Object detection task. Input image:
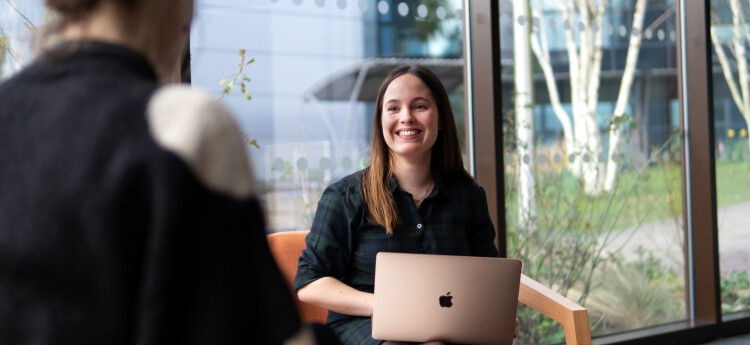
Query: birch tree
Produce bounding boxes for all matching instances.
[514,0,537,230]
[710,0,750,153]
[529,0,648,194]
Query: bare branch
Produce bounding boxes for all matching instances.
[645,4,676,32]
[6,0,36,29]
[531,33,575,153]
[586,0,608,116]
[0,27,25,67]
[711,27,744,114]
[559,0,582,111]
[534,0,550,62]
[730,0,750,117]
[603,0,647,192]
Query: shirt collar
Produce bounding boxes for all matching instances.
[388,173,447,198]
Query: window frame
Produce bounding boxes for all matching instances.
[465,0,750,343]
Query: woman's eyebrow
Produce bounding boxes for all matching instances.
[384,96,432,105]
[411,96,432,103]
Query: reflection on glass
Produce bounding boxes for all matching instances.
[500,0,686,342]
[190,0,465,232]
[709,0,750,316]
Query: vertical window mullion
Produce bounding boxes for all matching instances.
[466,0,505,257]
[677,0,721,324]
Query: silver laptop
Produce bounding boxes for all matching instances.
[372,252,522,345]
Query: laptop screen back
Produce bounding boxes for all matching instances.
[372,252,522,345]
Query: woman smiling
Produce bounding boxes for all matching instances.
[294,65,515,345]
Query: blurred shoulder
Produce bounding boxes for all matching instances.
[146,85,256,199]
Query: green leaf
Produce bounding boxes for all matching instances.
[223,86,231,94]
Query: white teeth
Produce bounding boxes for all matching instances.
[399,130,418,136]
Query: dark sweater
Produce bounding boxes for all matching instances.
[0,41,300,345]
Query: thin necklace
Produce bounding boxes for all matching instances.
[413,181,434,205]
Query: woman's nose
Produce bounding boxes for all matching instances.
[399,109,415,123]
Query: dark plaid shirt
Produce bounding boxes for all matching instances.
[294,170,498,345]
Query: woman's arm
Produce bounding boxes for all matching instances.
[297,277,374,317]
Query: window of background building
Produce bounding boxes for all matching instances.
[190,0,466,232]
[709,0,750,318]
[498,0,688,343]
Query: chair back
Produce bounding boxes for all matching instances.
[267,230,328,324]
[268,230,592,345]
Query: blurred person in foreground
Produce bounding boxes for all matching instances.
[0,0,335,344]
[293,65,520,345]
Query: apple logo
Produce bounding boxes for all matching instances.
[439,292,453,308]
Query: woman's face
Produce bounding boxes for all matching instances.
[381,73,440,163]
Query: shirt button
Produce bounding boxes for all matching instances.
[417,223,423,229]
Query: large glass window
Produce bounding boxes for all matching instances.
[709,0,750,318]
[2,0,750,342]
[190,0,466,232]
[499,0,687,342]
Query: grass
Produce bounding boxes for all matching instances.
[716,159,750,207]
[505,158,750,233]
[506,156,750,344]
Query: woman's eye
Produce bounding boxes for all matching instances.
[414,104,426,110]
[387,106,398,112]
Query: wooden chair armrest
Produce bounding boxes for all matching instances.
[519,274,592,345]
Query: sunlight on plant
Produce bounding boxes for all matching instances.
[586,247,685,334]
[216,48,259,149]
[506,116,685,343]
[721,270,750,313]
[219,49,254,101]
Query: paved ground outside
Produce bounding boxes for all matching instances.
[604,200,750,278]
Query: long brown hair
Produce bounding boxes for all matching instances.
[362,65,472,234]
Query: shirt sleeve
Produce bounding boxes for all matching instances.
[468,185,499,258]
[294,182,356,292]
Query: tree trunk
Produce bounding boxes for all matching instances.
[731,0,750,156]
[530,7,574,154]
[603,0,647,192]
[531,0,649,195]
[709,0,750,157]
[514,0,537,230]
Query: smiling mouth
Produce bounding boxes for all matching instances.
[397,129,421,137]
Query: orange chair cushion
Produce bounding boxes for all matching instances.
[267,230,328,324]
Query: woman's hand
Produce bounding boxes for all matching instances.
[297,276,375,317]
[514,317,520,337]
